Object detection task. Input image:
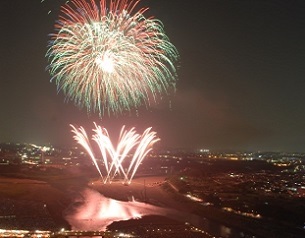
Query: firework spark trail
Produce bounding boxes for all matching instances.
[71,123,160,183]
[47,0,179,116]
[92,124,111,174]
[109,126,141,182]
[125,127,159,182]
[71,125,104,179]
[92,125,139,182]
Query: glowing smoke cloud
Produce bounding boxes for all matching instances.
[46,0,179,116]
[71,123,160,184]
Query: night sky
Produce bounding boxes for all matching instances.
[1,0,305,152]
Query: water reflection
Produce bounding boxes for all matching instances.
[64,188,253,237]
[64,188,174,231]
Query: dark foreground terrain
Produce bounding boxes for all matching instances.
[0,160,305,238]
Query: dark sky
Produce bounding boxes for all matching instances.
[1,0,305,152]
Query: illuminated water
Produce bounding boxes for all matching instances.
[64,188,255,237]
[64,188,180,231]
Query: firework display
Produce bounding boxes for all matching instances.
[71,123,160,183]
[47,0,179,115]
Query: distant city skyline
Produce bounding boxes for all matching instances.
[1,0,305,152]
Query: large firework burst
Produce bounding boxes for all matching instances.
[47,0,179,116]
